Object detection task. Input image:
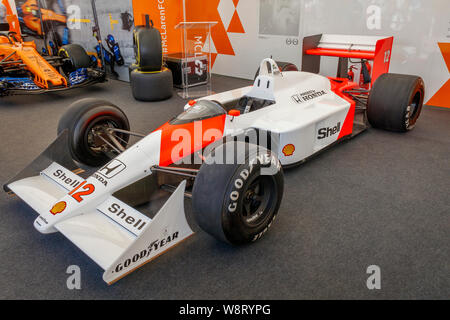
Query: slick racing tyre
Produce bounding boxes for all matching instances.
[58,98,130,167]
[254,61,298,79]
[59,44,92,74]
[128,63,139,78]
[367,73,425,132]
[133,27,162,71]
[192,141,284,245]
[130,68,173,101]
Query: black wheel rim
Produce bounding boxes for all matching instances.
[406,91,422,129]
[241,175,277,228]
[85,116,127,157]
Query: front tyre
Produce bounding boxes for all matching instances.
[367,73,425,132]
[59,44,92,74]
[192,142,284,245]
[58,98,130,167]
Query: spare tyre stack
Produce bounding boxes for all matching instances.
[130,19,173,101]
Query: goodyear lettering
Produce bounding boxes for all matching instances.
[228,154,280,214]
[252,215,276,242]
[113,231,179,273]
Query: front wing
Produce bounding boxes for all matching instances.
[4,132,194,284]
[0,68,106,96]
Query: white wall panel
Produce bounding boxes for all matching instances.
[211,0,449,103]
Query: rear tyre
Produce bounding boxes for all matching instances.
[58,98,130,167]
[254,61,298,79]
[192,141,284,245]
[130,68,173,101]
[367,73,425,132]
[59,44,92,74]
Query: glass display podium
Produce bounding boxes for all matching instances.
[169,21,217,98]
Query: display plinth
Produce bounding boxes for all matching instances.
[173,21,217,99]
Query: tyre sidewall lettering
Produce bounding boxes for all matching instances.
[405,104,411,130]
[405,84,423,131]
[227,152,278,215]
[224,150,281,243]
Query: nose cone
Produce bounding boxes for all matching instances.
[34,216,58,234]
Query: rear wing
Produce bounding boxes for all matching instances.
[302,34,393,85]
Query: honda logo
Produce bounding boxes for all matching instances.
[98,160,126,179]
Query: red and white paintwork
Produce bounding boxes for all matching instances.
[201,59,358,166]
[7,58,363,284]
[304,34,393,86]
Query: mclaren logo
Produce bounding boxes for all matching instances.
[98,160,126,179]
[318,122,341,139]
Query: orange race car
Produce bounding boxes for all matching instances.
[0,0,105,96]
[19,0,67,36]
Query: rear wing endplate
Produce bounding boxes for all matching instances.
[302,34,393,85]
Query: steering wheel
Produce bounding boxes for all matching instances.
[8,31,19,43]
[237,96,254,114]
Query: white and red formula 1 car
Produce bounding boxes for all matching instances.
[4,35,425,284]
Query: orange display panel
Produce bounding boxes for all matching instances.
[426,43,450,108]
[131,0,183,55]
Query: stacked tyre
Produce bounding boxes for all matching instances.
[131,25,173,101]
[130,68,173,101]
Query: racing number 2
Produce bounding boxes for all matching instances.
[384,50,391,63]
[69,181,95,203]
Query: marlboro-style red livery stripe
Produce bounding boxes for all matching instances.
[156,114,227,166]
[329,77,358,139]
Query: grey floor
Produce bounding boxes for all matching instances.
[0,76,448,299]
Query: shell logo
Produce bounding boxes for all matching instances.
[282,144,295,157]
[50,201,67,215]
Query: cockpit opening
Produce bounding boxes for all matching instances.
[170,100,226,125]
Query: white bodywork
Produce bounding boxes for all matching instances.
[8,130,194,284]
[201,58,352,165]
[6,58,354,283]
